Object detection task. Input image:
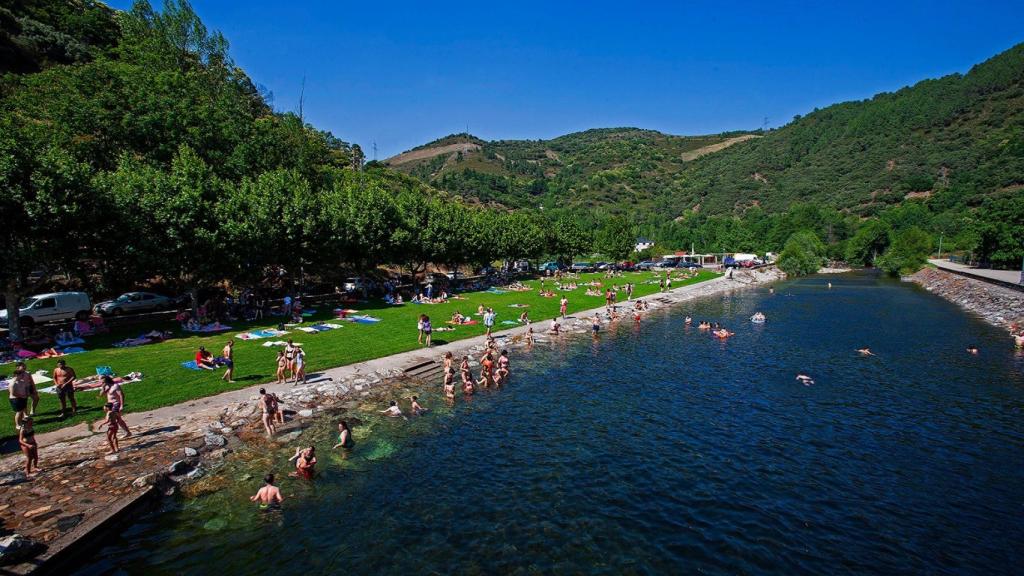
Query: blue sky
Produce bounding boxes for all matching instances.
[107,1,1024,158]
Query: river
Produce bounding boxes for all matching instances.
[75,272,1024,575]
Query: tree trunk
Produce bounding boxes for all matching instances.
[190,287,200,320]
[5,284,22,343]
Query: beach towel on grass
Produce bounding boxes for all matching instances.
[261,340,301,347]
[486,288,507,294]
[508,304,530,308]
[183,324,232,333]
[501,320,518,325]
[181,360,202,371]
[351,316,381,324]
[42,372,142,394]
[446,320,478,326]
[56,336,85,347]
[296,326,320,334]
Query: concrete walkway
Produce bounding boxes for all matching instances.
[929,259,1023,286]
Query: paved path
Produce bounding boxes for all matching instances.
[929,259,1023,286]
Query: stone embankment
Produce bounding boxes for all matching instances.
[0,267,784,573]
[908,267,1024,329]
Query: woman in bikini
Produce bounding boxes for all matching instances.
[495,350,511,386]
[275,351,287,384]
[479,352,495,387]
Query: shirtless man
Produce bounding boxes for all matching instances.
[250,474,284,507]
[857,347,875,356]
[259,388,277,437]
[410,396,427,416]
[592,314,601,336]
[796,373,815,386]
[53,360,78,417]
[8,362,33,430]
[221,340,235,383]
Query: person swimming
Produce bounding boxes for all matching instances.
[966,345,979,355]
[380,400,405,419]
[684,316,692,325]
[250,473,284,508]
[796,373,815,386]
[857,347,875,356]
[750,312,766,323]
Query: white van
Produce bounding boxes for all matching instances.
[0,292,92,327]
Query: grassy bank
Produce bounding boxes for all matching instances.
[2,270,718,439]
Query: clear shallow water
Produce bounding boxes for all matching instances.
[76,273,1024,575]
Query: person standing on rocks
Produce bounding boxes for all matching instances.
[259,388,277,437]
[559,296,568,319]
[8,362,33,430]
[99,375,131,437]
[53,359,78,418]
[98,402,120,454]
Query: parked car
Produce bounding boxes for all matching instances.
[678,261,703,269]
[342,277,368,293]
[723,256,738,269]
[94,292,176,316]
[636,261,657,270]
[0,292,92,327]
[618,261,636,271]
[540,262,565,274]
[512,260,532,273]
[571,262,594,273]
[594,262,610,271]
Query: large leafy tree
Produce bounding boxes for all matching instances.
[876,226,933,275]
[777,230,827,276]
[594,216,636,261]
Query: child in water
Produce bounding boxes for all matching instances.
[410,396,427,416]
[251,474,284,507]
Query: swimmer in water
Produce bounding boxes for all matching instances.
[289,446,316,478]
[525,326,535,345]
[592,314,601,335]
[332,420,354,450]
[250,473,284,507]
[380,400,406,419]
[827,282,832,289]
[966,345,979,355]
[684,316,692,326]
[796,374,815,386]
[410,395,427,416]
[857,347,875,356]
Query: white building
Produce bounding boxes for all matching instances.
[635,237,654,252]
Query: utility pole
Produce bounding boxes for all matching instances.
[372,141,377,162]
[937,233,944,259]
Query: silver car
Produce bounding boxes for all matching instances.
[95,292,175,316]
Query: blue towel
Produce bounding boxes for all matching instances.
[60,347,86,354]
[181,360,201,371]
[486,288,508,294]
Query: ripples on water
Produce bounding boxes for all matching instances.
[76,273,1024,575]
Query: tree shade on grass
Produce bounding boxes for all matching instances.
[2,270,718,440]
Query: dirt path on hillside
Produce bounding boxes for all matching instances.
[385,142,481,165]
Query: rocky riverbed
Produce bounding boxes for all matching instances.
[908,267,1024,330]
[0,268,783,572]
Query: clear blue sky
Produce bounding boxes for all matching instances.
[107,0,1024,158]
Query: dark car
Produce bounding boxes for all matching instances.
[636,261,657,270]
[723,256,739,269]
[678,261,703,269]
[570,262,594,273]
[618,261,636,271]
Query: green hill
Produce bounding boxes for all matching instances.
[386,128,756,213]
[395,43,1024,222]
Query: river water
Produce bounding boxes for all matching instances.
[76,272,1024,575]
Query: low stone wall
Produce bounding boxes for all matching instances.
[908,267,1024,330]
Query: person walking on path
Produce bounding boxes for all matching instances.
[53,359,78,417]
[221,340,236,383]
[99,375,131,437]
[483,308,495,336]
[8,362,33,430]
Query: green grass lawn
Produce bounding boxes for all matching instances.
[2,270,718,440]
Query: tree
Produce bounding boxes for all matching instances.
[495,211,545,267]
[845,219,892,266]
[594,216,636,261]
[974,196,1024,268]
[777,230,827,276]
[876,226,932,275]
[550,215,592,263]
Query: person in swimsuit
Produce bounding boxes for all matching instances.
[284,339,298,380]
[259,388,277,437]
[525,326,535,346]
[332,420,355,450]
[417,314,425,344]
[289,446,317,479]
[275,351,287,384]
[479,353,495,387]
[99,375,131,437]
[410,396,427,416]
[98,402,120,454]
[9,362,32,430]
[966,345,979,355]
[422,316,432,347]
[251,474,284,507]
[684,316,692,326]
[443,351,453,374]
[857,347,875,356]
[559,297,568,319]
[796,373,815,386]
[550,319,561,334]
[444,372,456,399]
[495,350,510,385]
[221,340,236,383]
[18,416,40,477]
[592,314,601,335]
[293,347,306,384]
[380,400,405,419]
[53,359,78,418]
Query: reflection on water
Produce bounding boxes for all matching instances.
[76,273,1024,575]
